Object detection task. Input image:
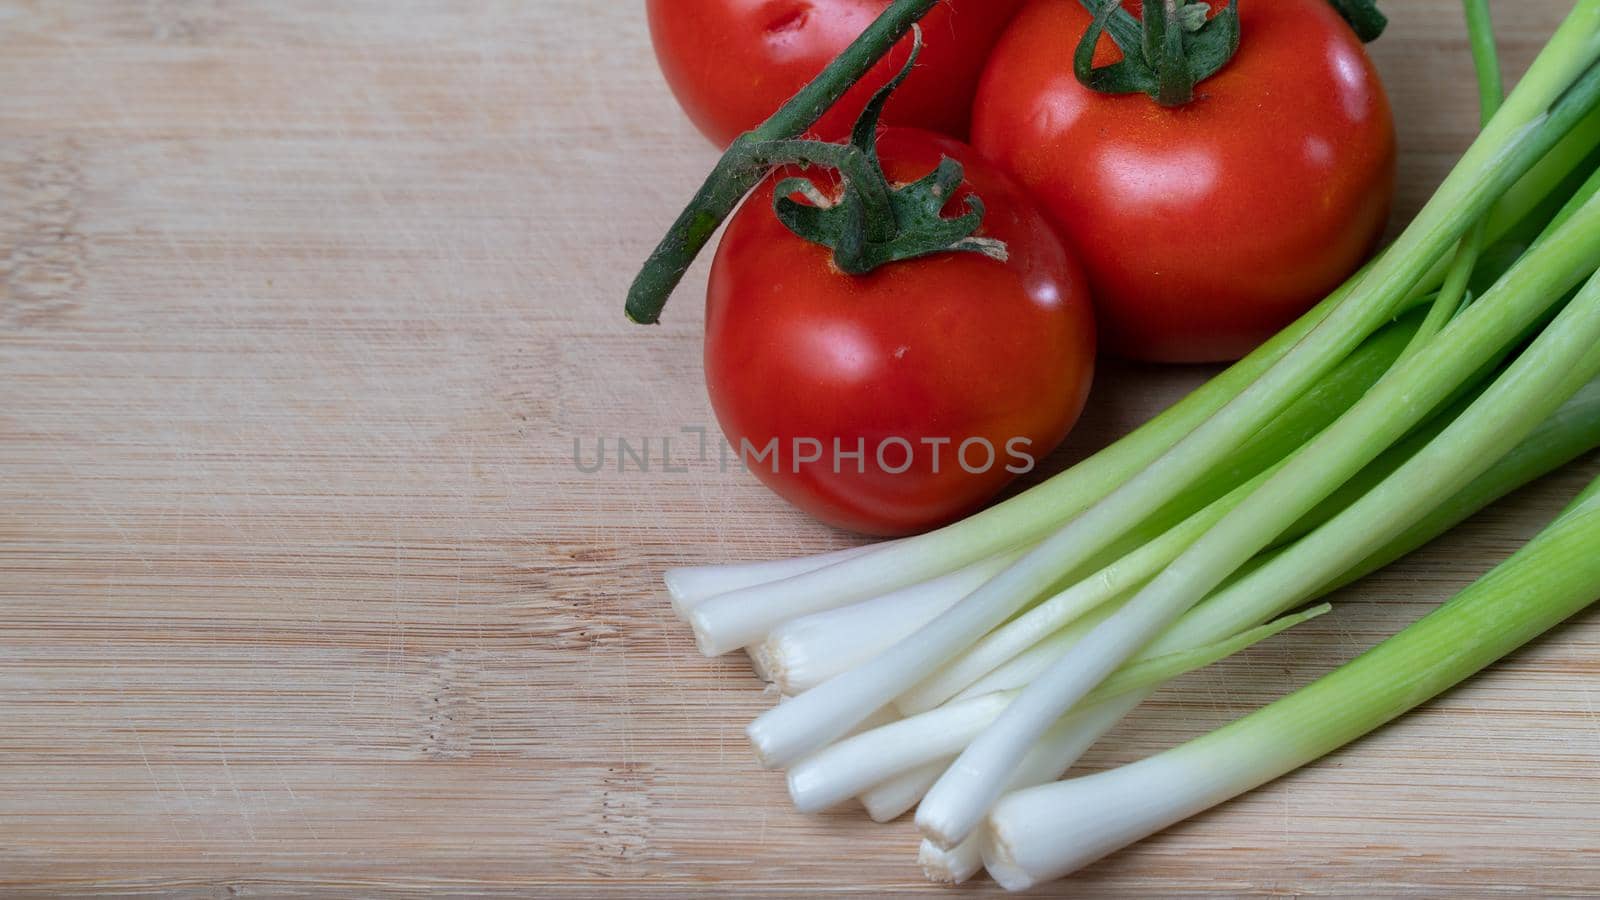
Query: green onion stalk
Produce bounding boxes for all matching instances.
[786,372,1600,883]
[923,375,1600,883]
[1397,0,1504,359]
[983,460,1600,889]
[784,603,1329,814]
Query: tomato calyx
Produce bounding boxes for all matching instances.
[1326,0,1388,43]
[626,0,946,325]
[758,30,1007,274]
[1073,0,1241,107]
[1071,0,1385,108]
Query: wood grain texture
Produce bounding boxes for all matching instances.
[2,0,1597,895]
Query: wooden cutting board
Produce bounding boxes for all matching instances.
[3,1,1597,895]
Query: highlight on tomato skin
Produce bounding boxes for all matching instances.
[972,0,1398,363]
[703,128,1097,536]
[646,0,1026,147]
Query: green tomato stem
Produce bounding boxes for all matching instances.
[624,0,941,324]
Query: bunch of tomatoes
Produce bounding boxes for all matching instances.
[646,0,1396,535]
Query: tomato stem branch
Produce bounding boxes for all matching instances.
[624,0,943,324]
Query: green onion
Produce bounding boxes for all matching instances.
[664,541,885,618]
[920,690,1146,884]
[1397,0,1505,359]
[787,605,1326,814]
[917,246,1600,849]
[757,550,1022,694]
[983,468,1600,889]
[893,464,1277,714]
[893,372,1600,880]
[859,759,949,823]
[1155,376,1600,654]
[931,373,1600,872]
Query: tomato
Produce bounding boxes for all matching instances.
[704,128,1096,536]
[971,0,1396,362]
[647,0,1026,147]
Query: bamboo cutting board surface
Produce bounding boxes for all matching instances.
[3,1,1598,895]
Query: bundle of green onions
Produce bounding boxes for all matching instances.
[667,0,1600,887]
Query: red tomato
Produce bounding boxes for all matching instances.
[705,128,1096,535]
[648,0,1027,147]
[972,0,1396,362]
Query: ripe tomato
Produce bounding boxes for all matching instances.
[704,128,1096,536]
[647,0,1026,147]
[972,0,1396,362]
